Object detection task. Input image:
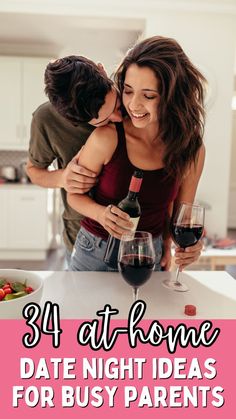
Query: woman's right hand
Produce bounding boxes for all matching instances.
[97,204,134,239]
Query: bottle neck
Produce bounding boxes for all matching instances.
[129,174,143,194]
[127,191,139,200]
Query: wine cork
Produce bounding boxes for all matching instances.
[184,304,196,316]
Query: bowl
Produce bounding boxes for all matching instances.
[0,269,44,319]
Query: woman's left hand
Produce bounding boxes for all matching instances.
[175,240,203,271]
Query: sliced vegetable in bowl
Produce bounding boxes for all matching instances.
[0,277,34,301]
[0,269,43,319]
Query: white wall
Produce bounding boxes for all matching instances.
[145,11,236,237]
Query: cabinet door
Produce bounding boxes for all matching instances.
[22,58,49,146]
[0,190,8,249]
[0,57,22,149]
[0,56,50,150]
[7,189,49,249]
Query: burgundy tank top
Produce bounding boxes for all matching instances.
[81,122,179,240]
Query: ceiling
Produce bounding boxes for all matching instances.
[0,5,235,74]
[0,12,144,73]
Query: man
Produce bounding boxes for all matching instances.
[26,55,122,261]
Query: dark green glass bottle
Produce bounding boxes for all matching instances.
[103,170,143,269]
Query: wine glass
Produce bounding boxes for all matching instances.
[163,203,205,292]
[118,231,155,302]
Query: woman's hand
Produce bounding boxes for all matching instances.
[174,240,203,271]
[97,204,134,239]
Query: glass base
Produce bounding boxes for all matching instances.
[162,279,189,292]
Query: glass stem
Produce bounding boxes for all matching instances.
[174,247,185,285]
[174,265,181,285]
[133,287,139,302]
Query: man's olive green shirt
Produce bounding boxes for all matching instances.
[28,101,94,251]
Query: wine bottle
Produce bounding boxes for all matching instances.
[103,170,143,269]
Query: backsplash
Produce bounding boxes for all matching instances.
[0,150,28,167]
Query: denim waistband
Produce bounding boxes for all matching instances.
[79,226,162,245]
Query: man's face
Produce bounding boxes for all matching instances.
[89,87,122,127]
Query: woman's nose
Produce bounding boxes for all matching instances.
[129,95,142,110]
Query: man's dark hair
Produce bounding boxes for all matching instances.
[44,56,113,125]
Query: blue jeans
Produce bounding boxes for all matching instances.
[69,226,163,272]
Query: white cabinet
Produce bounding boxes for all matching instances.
[0,58,21,148]
[0,185,54,260]
[0,56,49,150]
[22,58,50,145]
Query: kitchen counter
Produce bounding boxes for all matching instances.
[38,270,236,319]
[0,182,39,189]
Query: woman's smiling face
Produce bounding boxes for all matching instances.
[122,64,160,128]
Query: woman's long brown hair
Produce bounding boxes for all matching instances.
[114,36,206,180]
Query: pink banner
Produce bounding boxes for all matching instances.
[1,314,235,418]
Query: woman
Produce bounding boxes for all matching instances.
[67,36,206,271]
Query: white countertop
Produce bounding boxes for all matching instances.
[201,247,236,256]
[38,271,236,319]
[0,183,39,189]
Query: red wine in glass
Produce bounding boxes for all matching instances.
[163,203,205,292]
[171,224,204,248]
[119,255,155,288]
[118,231,155,302]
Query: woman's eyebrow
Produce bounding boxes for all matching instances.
[124,83,158,93]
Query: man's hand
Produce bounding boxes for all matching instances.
[61,153,97,194]
[174,240,203,271]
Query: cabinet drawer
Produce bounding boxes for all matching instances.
[0,189,50,250]
[8,190,48,249]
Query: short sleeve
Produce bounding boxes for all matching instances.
[28,109,57,169]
